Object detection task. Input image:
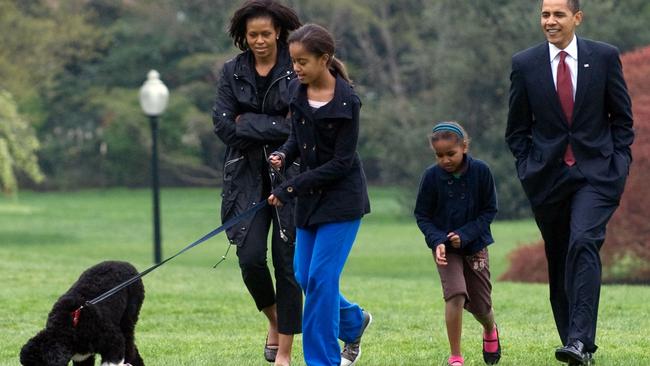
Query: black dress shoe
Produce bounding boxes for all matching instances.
[569,352,593,366]
[555,340,587,364]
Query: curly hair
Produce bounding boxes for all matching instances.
[229,0,301,51]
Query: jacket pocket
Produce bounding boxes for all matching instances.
[221,156,244,220]
[530,147,542,162]
[515,158,528,180]
[600,144,613,158]
[224,156,244,170]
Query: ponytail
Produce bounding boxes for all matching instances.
[330,56,351,83]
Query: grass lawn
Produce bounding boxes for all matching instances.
[1,187,649,365]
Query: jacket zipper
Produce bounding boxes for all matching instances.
[261,69,293,113]
[224,156,243,168]
[261,69,293,243]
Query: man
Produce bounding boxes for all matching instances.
[505,0,634,364]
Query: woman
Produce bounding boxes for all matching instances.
[268,24,372,366]
[211,1,301,365]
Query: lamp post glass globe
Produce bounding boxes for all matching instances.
[139,70,169,116]
[139,70,168,264]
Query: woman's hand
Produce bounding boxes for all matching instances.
[268,153,283,169]
[268,194,283,207]
[434,244,447,266]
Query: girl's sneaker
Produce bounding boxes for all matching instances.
[340,310,372,366]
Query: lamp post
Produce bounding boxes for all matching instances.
[139,70,169,264]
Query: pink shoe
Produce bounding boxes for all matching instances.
[447,355,464,366]
[483,325,501,364]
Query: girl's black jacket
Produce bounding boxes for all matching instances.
[272,74,371,228]
[414,155,497,255]
[212,45,298,245]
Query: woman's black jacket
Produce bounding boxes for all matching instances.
[212,45,298,245]
[272,75,371,228]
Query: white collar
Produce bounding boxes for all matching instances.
[549,35,578,61]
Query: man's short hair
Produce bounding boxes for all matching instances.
[541,0,580,14]
[567,0,580,13]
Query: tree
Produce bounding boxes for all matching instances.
[600,45,650,283]
[4,0,650,217]
[0,91,43,194]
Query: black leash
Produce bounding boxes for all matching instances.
[82,200,268,308]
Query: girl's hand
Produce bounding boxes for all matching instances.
[268,194,283,207]
[268,154,283,169]
[447,232,461,248]
[434,244,447,266]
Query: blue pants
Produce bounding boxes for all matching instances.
[295,220,364,366]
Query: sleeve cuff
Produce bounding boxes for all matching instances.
[272,182,295,203]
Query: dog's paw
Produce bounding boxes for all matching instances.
[100,361,129,366]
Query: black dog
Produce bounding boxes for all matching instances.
[20,261,145,366]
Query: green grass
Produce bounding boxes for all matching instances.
[1,187,649,365]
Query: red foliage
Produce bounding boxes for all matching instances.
[499,243,548,283]
[502,45,650,283]
[602,46,650,283]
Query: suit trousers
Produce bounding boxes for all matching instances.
[295,220,365,366]
[236,204,302,334]
[532,165,619,352]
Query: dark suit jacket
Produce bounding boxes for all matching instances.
[506,37,634,207]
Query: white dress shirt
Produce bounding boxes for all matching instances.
[549,35,578,99]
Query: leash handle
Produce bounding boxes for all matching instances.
[267,150,288,183]
[86,200,268,306]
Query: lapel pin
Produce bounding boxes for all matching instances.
[584,64,590,68]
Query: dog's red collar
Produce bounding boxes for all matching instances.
[71,306,83,327]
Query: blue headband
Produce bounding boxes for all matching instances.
[432,122,464,139]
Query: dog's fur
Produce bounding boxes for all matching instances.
[20,261,145,366]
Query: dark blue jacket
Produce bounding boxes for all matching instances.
[414,155,497,255]
[272,74,371,228]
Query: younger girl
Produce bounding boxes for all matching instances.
[414,122,501,366]
[267,24,372,366]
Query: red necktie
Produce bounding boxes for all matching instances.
[557,51,576,166]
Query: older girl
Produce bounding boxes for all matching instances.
[268,24,372,366]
